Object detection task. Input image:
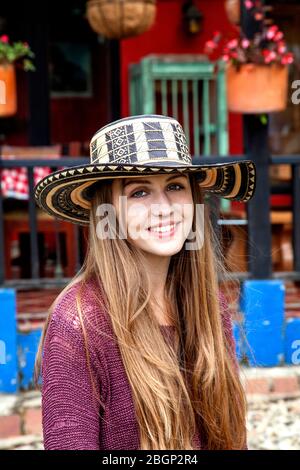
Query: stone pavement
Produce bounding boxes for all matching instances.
[0,366,300,450]
[0,390,43,450]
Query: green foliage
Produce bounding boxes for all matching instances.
[0,35,35,71]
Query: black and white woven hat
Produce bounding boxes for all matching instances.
[34,114,256,226]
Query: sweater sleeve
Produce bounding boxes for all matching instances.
[41,289,107,450]
[219,291,249,451]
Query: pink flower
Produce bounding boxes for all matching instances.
[281,53,294,65]
[0,35,9,43]
[277,42,286,54]
[205,40,217,52]
[244,0,253,9]
[267,25,278,37]
[264,50,277,64]
[269,25,278,32]
[222,54,230,62]
[241,39,250,49]
[268,51,277,60]
[266,26,278,39]
[254,12,264,21]
[274,31,284,42]
[227,39,238,49]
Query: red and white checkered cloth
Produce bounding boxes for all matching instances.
[1,166,62,199]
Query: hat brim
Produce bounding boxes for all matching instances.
[34,160,256,226]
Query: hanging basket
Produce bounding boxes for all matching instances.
[86,0,157,39]
[0,63,17,117]
[224,0,240,25]
[226,63,289,113]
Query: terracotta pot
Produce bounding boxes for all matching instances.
[226,63,288,113]
[86,0,157,39]
[0,63,17,117]
[225,0,240,25]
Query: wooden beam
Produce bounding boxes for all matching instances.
[25,1,51,145]
[241,0,273,278]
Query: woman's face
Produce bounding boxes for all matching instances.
[111,173,194,257]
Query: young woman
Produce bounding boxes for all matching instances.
[34,115,256,450]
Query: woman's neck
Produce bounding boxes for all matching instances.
[142,251,173,326]
[153,298,174,327]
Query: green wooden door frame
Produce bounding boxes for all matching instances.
[129,55,228,155]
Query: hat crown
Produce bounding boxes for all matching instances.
[89,114,192,167]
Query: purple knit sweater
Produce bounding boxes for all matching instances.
[41,276,247,450]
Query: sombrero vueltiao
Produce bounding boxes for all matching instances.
[34,114,256,226]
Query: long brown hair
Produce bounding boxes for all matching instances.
[34,173,247,450]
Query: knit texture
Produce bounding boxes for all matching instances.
[41,276,247,450]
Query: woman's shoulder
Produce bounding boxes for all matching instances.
[41,277,110,412]
[46,275,110,348]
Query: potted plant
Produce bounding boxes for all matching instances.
[0,35,35,117]
[205,0,294,113]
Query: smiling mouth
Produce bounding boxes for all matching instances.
[147,222,181,237]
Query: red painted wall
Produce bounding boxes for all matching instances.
[120,0,243,155]
[50,43,108,146]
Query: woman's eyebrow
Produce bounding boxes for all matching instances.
[123,174,188,188]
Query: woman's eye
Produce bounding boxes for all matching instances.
[130,184,183,198]
[168,183,184,191]
[131,189,147,198]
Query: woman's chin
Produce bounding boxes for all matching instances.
[137,239,185,257]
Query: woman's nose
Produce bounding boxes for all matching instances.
[151,191,173,217]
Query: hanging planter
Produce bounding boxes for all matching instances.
[86,0,157,39]
[226,63,288,113]
[0,63,17,117]
[224,0,240,25]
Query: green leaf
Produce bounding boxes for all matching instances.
[23,59,35,72]
[259,113,268,125]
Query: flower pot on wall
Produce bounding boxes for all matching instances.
[86,0,157,39]
[226,63,288,113]
[0,63,17,117]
